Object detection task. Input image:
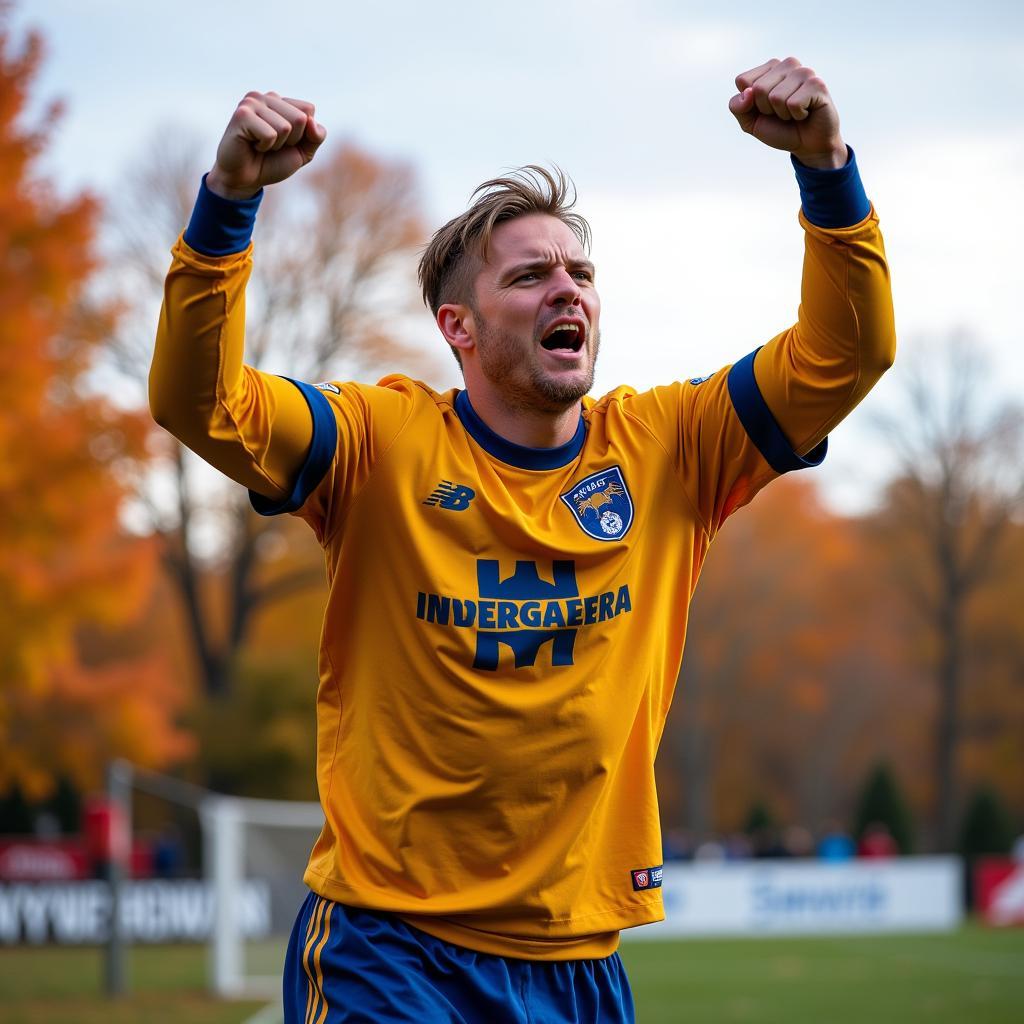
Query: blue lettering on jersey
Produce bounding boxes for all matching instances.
[560,466,634,542]
[478,559,577,600]
[475,628,577,670]
[415,560,632,671]
[423,479,476,511]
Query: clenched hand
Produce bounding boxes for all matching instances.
[206,91,326,200]
[729,58,847,170]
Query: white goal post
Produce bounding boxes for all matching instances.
[200,795,324,998]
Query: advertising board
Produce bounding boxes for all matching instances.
[624,858,962,939]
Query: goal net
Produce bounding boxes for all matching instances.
[200,794,323,999]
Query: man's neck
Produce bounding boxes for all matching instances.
[465,387,582,450]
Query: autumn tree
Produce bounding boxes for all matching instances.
[959,517,1024,818]
[657,341,1024,847]
[664,475,905,837]
[104,128,432,703]
[0,12,192,801]
[853,763,914,853]
[873,334,1023,850]
[662,473,941,842]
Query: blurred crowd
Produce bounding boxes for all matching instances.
[662,820,902,863]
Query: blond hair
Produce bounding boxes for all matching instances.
[417,165,591,318]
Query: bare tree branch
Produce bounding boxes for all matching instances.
[100,132,433,699]
[873,333,1023,849]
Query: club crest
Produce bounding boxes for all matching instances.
[560,466,634,542]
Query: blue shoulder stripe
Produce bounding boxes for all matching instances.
[249,379,338,516]
[726,349,827,474]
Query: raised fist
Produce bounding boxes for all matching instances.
[206,92,326,200]
[728,58,846,170]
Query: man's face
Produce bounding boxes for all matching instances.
[468,213,601,414]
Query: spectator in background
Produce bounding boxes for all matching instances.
[33,811,60,840]
[693,838,727,863]
[724,832,753,860]
[817,821,855,862]
[782,825,815,859]
[662,827,694,862]
[750,826,791,859]
[152,823,186,878]
[1011,832,1024,864]
[858,821,898,858]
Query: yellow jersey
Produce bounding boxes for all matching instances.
[151,198,895,960]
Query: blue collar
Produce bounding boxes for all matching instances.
[454,390,586,470]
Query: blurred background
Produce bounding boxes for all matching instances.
[1,1,1022,1021]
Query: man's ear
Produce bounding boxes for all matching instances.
[437,303,475,358]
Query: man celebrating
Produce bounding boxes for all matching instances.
[151,58,895,1023]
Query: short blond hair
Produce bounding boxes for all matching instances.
[417,165,591,317]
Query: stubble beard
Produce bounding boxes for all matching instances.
[473,313,600,415]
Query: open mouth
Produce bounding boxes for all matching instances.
[540,320,586,353]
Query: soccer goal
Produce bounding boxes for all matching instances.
[200,794,324,999]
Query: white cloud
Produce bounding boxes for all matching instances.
[871,130,1023,381]
[651,23,761,74]
[587,185,801,396]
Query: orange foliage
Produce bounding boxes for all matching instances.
[0,15,192,800]
[660,466,1024,844]
[953,519,1024,811]
[664,475,934,834]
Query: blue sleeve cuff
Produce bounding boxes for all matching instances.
[183,174,263,256]
[791,146,870,229]
[249,379,338,516]
[727,348,827,474]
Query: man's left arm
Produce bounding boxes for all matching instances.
[729,58,896,457]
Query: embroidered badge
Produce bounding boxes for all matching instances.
[315,382,341,394]
[560,466,634,542]
[688,373,714,386]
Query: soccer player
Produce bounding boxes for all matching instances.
[151,58,895,1023]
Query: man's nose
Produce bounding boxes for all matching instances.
[548,268,582,305]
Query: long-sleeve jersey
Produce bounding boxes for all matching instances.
[150,155,895,960]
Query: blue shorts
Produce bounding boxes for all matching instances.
[283,891,635,1023]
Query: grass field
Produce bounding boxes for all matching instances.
[621,928,1024,1023]
[0,926,1021,1023]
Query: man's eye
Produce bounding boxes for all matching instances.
[573,270,593,282]
[516,273,539,283]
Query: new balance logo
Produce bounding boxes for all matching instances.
[423,480,476,511]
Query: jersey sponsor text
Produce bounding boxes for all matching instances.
[416,559,631,670]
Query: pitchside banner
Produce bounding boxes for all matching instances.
[2,860,963,944]
[623,857,962,939]
[0,880,270,945]
[975,858,1024,926]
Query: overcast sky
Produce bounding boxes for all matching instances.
[18,0,1024,509]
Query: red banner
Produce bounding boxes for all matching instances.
[0,837,153,881]
[0,840,89,881]
[975,858,1024,926]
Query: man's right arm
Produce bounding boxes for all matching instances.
[149,93,328,501]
